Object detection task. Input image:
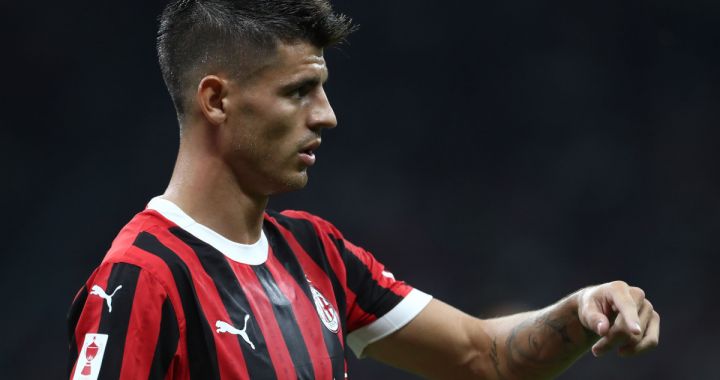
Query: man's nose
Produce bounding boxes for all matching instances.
[308,87,337,130]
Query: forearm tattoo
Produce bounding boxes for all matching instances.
[490,337,508,380]
[490,312,597,379]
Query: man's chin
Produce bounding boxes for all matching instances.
[269,172,309,195]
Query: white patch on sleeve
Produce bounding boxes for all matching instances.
[347,289,432,358]
[72,333,109,380]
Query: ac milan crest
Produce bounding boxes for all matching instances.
[309,284,339,333]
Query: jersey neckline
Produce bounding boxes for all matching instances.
[146,197,269,265]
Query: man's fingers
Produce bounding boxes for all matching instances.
[619,310,660,357]
[609,282,642,335]
[591,336,610,357]
[578,287,612,336]
[585,282,660,358]
[590,312,638,357]
[637,299,654,333]
[591,316,635,357]
[584,311,610,337]
[591,316,629,357]
[629,286,645,303]
[593,298,660,358]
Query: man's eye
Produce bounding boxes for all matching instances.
[291,83,315,98]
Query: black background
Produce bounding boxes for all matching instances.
[2,0,718,378]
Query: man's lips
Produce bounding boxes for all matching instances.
[299,139,321,166]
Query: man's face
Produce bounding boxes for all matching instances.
[221,41,337,197]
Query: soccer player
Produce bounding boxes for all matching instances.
[67,1,660,379]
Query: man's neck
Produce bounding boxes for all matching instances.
[161,142,269,245]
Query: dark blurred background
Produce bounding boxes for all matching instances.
[2,0,718,378]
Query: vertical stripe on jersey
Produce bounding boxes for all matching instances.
[148,298,179,380]
[265,219,345,380]
[331,237,403,318]
[67,286,88,377]
[97,263,141,379]
[269,214,348,334]
[133,232,221,380]
[252,264,316,380]
[168,227,278,380]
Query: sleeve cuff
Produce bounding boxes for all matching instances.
[346,289,433,358]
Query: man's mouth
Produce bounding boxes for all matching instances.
[299,139,321,166]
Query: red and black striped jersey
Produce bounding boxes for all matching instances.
[67,198,432,380]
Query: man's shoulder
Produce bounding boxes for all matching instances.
[267,208,318,221]
[73,209,181,306]
[98,209,183,278]
[266,209,344,239]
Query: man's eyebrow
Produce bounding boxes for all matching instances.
[281,73,328,91]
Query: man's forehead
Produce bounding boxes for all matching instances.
[274,42,327,73]
[229,41,328,87]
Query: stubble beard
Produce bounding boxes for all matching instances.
[272,169,309,195]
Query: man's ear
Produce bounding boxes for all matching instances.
[196,75,228,126]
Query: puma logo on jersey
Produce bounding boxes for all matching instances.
[216,315,255,350]
[90,285,122,313]
[381,270,395,280]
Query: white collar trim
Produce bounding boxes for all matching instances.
[146,197,269,265]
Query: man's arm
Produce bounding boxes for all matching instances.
[365,281,660,380]
[68,260,180,379]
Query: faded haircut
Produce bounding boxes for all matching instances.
[157,0,355,119]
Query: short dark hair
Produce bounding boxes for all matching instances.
[157,0,355,118]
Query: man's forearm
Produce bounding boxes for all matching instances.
[484,292,597,380]
[365,282,656,380]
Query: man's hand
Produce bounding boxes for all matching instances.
[577,281,660,358]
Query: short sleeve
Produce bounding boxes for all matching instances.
[338,238,432,358]
[67,261,179,380]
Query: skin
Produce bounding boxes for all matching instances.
[161,39,660,378]
[163,41,336,243]
[366,282,660,379]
